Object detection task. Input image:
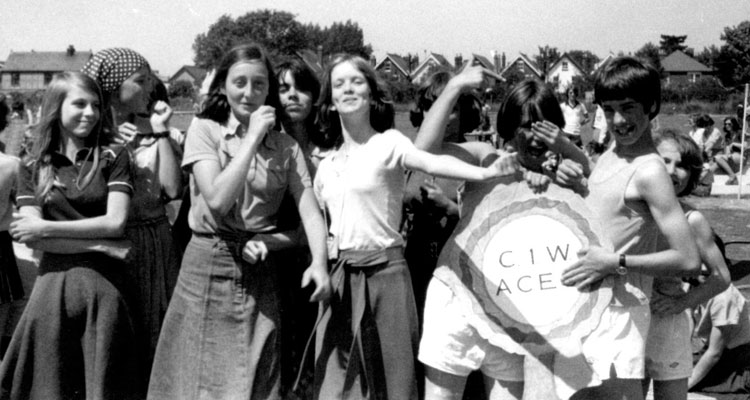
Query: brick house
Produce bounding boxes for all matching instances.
[1,46,92,93]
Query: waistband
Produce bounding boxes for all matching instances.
[193,230,257,243]
[126,214,168,227]
[337,246,404,267]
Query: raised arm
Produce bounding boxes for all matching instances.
[150,101,183,200]
[404,147,519,182]
[191,106,275,215]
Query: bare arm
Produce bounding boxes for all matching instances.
[192,106,275,215]
[294,187,331,302]
[688,326,727,389]
[150,101,183,200]
[404,147,518,182]
[11,191,130,240]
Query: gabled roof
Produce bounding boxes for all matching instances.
[593,54,615,72]
[500,53,542,77]
[3,50,92,72]
[661,50,712,73]
[374,53,410,77]
[295,49,323,75]
[548,53,585,74]
[169,65,207,83]
[411,53,452,77]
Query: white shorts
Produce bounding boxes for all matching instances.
[645,310,692,380]
[418,279,524,382]
[581,304,650,380]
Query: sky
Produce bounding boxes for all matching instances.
[2,0,749,78]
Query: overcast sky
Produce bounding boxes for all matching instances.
[2,0,748,77]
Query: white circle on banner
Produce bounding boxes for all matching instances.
[482,214,583,326]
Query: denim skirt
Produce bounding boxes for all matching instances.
[148,234,281,400]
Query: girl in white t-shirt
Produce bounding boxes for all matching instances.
[312,54,511,400]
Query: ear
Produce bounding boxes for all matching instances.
[330,105,336,111]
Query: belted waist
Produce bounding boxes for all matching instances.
[192,230,257,243]
[337,246,404,267]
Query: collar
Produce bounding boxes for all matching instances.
[50,147,96,165]
[220,113,279,151]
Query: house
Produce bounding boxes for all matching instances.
[593,53,615,73]
[1,46,92,93]
[410,53,451,85]
[295,48,323,76]
[169,65,207,88]
[374,53,411,83]
[546,53,586,93]
[500,53,543,81]
[661,50,713,84]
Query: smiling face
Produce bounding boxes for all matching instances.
[115,65,152,116]
[222,60,269,125]
[601,97,653,147]
[330,61,371,117]
[657,139,690,195]
[60,84,100,142]
[278,70,313,123]
[511,123,549,171]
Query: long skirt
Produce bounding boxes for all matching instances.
[0,232,23,304]
[147,233,281,400]
[124,215,180,388]
[0,252,140,400]
[314,247,419,400]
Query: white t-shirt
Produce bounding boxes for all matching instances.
[314,129,415,251]
[560,102,589,136]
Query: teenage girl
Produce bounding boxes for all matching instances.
[312,54,510,400]
[82,48,183,389]
[147,43,330,400]
[642,130,731,400]
[0,71,138,400]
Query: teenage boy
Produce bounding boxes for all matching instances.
[562,56,701,400]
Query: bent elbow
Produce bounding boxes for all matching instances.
[682,252,702,277]
[108,217,128,237]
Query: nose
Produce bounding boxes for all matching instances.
[83,104,97,117]
[612,111,626,126]
[664,161,675,175]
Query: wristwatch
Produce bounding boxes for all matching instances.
[615,253,628,275]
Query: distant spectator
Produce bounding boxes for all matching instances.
[591,104,609,146]
[712,117,748,185]
[690,114,724,161]
[559,86,588,147]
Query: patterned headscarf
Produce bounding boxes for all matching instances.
[82,48,150,95]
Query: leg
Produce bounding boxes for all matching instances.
[424,365,467,400]
[714,154,737,180]
[652,379,687,400]
[483,375,523,400]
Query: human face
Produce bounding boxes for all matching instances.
[511,123,548,171]
[278,70,313,123]
[657,139,690,195]
[222,60,269,124]
[601,98,652,147]
[59,84,100,142]
[330,61,371,116]
[115,66,151,115]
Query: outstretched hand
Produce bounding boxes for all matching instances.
[302,263,332,302]
[449,65,504,92]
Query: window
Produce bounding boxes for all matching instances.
[11,73,19,87]
[516,60,525,73]
[690,73,700,83]
[562,61,568,72]
[44,72,53,85]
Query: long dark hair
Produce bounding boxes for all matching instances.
[275,58,322,144]
[496,79,565,143]
[27,72,108,200]
[198,43,282,124]
[315,54,394,148]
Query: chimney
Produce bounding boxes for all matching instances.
[454,54,463,70]
[502,53,506,70]
[370,54,377,66]
[491,50,501,73]
[67,45,75,56]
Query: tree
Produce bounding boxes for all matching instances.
[717,20,750,87]
[533,45,560,78]
[695,45,721,69]
[314,20,373,59]
[168,80,196,99]
[634,42,662,72]
[659,34,688,55]
[193,10,308,68]
[567,50,600,75]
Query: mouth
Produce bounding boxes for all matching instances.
[526,140,548,158]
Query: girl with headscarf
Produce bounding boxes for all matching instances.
[82,48,183,391]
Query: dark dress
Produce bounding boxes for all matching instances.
[0,146,140,400]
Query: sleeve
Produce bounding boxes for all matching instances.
[106,147,134,195]
[182,118,220,170]
[385,129,418,170]
[15,160,38,208]
[286,138,312,199]
[705,128,723,151]
[709,290,742,329]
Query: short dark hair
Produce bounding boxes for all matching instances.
[315,54,394,148]
[594,56,661,119]
[694,114,715,129]
[496,79,565,143]
[654,129,703,196]
[198,43,281,124]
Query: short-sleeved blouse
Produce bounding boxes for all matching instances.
[16,146,133,220]
[181,115,311,235]
[313,129,415,251]
[694,285,750,350]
